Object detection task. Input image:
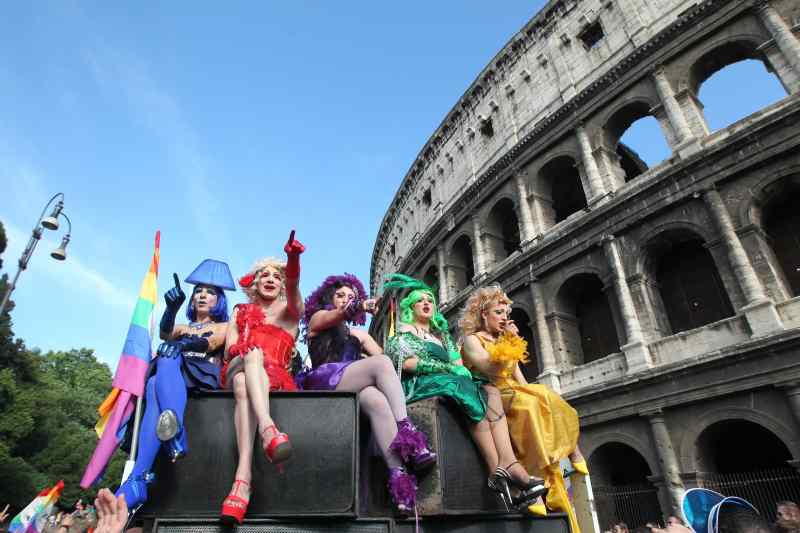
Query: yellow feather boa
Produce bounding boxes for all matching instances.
[485,331,530,377]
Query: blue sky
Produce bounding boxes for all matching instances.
[0,2,788,367]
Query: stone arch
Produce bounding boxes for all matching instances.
[598,96,670,185]
[678,407,800,473]
[638,226,734,336]
[553,271,621,365]
[634,221,719,277]
[588,436,663,528]
[746,173,800,297]
[508,304,539,381]
[739,167,800,228]
[421,262,439,292]
[686,36,788,132]
[484,196,522,266]
[585,431,660,477]
[537,154,588,227]
[685,36,772,97]
[448,234,475,295]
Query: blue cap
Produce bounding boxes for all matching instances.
[185,259,235,291]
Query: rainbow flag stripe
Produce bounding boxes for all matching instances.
[9,481,64,533]
[80,231,160,488]
[113,233,160,395]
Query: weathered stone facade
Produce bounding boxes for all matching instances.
[370,0,800,526]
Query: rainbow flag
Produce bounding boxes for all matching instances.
[8,480,64,533]
[80,231,160,488]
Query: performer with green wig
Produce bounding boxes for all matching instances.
[382,274,547,512]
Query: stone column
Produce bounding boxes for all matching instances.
[576,123,608,202]
[782,383,800,429]
[756,2,800,83]
[702,189,783,335]
[471,214,488,278]
[652,67,698,154]
[436,244,449,304]
[602,235,652,372]
[642,409,685,517]
[514,170,537,244]
[529,276,561,391]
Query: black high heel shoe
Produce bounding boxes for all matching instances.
[491,461,548,510]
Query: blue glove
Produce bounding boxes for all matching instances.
[160,273,186,335]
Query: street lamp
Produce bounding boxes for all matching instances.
[0,193,73,315]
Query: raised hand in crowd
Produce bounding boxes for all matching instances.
[0,504,9,523]
[93,489,127,533]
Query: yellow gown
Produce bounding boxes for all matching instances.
[472,332,581,533]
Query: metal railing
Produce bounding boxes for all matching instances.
[700,467,800,522]
[593,483,662,530]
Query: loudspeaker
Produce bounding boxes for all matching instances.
[140,391,358,518]
[361,397,506,516]
[153,518,392,533]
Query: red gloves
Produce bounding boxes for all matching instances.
[284,230,304,280]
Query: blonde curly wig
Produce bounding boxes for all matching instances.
[242,257,287,302]
[459,285,512,336]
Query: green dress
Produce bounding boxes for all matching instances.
[385,331,487,423]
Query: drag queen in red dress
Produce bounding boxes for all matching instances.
[219,231,305,524]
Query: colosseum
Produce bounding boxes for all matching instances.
[369,0,800,528]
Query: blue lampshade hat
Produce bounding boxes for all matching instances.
[682,487,759,533]
[184,259,236,290]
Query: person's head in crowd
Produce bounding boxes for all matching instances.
[777,501,800,532]
[613,522,630,533]
[717,505,771,533]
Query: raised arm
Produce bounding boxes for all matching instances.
[283,230,305,322]
[308,308,347,336]
[159,273,186,340]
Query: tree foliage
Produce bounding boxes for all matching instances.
[0,220,125,510]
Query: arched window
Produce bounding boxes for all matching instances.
[485,198,521,265]
[538,156,588,226]
[695,419,799,521]
[509,307,539,381]
[649,232,734,334]
[555,273,621,365]
[763,180,800,296]
[450,236,474,294]
[691,41,788,132]
[604,101,671,184]
[422,265,438,294]
[590,443,661,528]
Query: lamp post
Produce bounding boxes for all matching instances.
[0,193,73,315]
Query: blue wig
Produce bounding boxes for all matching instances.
[186,284,230,323]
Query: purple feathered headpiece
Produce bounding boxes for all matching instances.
[302,273,368,340]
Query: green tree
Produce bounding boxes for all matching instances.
[0,220,125,509]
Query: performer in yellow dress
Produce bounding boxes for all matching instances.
[460,285,587,531]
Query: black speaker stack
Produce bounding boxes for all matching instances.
[135,391,569,533]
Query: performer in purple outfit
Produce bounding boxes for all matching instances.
[297,273,436,514]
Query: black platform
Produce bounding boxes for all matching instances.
[137,391,572,533]
[140,391,359,518]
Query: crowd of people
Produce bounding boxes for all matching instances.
[603,500,800,533]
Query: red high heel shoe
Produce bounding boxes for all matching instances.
[220,479,250,525]
[261,424,292,464]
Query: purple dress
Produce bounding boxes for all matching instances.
[295,325,362,390]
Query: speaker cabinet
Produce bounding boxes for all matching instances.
[140,391,358,518]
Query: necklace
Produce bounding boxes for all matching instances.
[188,321,211,330]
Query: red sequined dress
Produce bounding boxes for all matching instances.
[221,303,297,391]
